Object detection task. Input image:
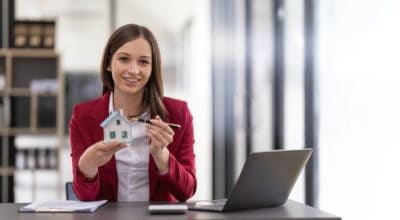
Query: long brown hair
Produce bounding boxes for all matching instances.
[100,24,167,120]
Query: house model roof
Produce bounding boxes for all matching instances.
[100,110,132,128]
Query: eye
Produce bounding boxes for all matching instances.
[118,56,129,62]
[140,59,150,65]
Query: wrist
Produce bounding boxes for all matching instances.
[151,148,170,173]
[78,156,98,180]
[159,167,169,175]
[151,146,168,158]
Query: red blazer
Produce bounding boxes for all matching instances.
[69,91,196,202]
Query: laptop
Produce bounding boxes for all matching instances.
[189,148,313,212]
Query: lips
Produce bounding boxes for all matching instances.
[123,77,139,83]
[121,76,141,86]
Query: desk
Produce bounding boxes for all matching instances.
[0,200,340,220]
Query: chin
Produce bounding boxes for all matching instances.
[121,86,144,95]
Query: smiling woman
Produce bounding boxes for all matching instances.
[107,39,153,116]
[69,24,197,202]
[100,24,166,121]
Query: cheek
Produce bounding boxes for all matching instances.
[146,71,152,79]
[145,68,152,78]
[110,67,120,82]
[144,73,152,84]
[109,63,122,77]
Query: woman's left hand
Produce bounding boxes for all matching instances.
[146,115,175,173]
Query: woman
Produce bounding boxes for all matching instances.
[69,24,196,202]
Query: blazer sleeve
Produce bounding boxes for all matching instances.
[69,105,101,201]
[156,102,197,201]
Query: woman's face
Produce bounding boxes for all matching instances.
[108,37,152,97]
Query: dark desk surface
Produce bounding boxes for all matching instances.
[1,200,340,220]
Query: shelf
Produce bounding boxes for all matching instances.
[0,48,63,203]
[14,168,58,173]
[7,89,57,96]
[0,167,15,176]
[4,88,31,96]
[0,49,57,57]
[11,57,58,89]
[0,128,57,135]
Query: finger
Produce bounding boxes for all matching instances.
[146,128,169,147]
[149,117,169,129]
[114,143,128,152]
[111,142,128,151]
[147,131,167,146]
[98,141,126,152]
[146,125,173,144]
[97,143,127,162]
[149,117,174,136]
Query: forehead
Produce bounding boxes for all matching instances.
[115,38,152,57]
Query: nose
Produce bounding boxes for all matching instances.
[128,62,140,74]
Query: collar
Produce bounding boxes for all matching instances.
[108,91,114,113]
[108,91,149,118]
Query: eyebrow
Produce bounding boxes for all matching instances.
[116,52,151,59]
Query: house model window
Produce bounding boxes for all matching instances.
[110,131,116,139]
[100,109,133,143]
[122,131,128,138]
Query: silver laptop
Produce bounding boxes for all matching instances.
[189,149,313,212]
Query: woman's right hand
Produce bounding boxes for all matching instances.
[78,140,127,180]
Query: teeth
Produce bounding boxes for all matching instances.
[124,78,139,82]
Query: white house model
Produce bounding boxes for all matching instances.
[100,110,133,143]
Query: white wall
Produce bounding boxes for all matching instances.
[184,0,212,200]
[318,0,400,219]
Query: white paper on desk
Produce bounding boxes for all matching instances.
[19,200,107,213]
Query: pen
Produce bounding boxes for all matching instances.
[129,117,181,129]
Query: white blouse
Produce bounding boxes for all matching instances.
[109,92,150,201]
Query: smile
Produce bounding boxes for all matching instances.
[122,77,140,83]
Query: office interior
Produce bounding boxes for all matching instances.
[1,0,399,219]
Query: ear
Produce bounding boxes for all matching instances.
[107,65,111,72]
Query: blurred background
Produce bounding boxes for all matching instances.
[1,0,400,219]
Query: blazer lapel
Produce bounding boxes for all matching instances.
[88,91,111,141]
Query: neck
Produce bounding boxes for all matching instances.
[113,89,145,118]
